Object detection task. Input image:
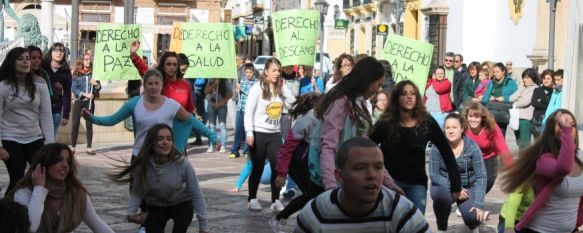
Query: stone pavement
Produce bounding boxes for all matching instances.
[0,133,520,233]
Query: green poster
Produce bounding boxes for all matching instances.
[93,24,142,81]
[170,22,237,79]
[379,34,434,96]
[272,10,320,67]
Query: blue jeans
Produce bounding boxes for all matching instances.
[230,110,248,156]
[396,180,428,214]
[207,104,227,147]
[52,113,62,136]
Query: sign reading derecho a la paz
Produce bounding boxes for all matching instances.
[379,34,433,96]
[170,22,237,79]
[93,24,142,81]
[272,10,320,67]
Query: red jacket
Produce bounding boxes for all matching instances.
[131,54,194,112]
[424,78,453,112]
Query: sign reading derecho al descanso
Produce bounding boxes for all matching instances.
[379,34,434,97]
[93,24,142,81]
[169,22,237,79]
[272,10,320,67]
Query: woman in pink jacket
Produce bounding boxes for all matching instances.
[424,66,453,128]
[501,109,583,233]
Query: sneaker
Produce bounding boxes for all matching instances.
[484,210,491,220]
[207,147,214,153]
[456,208,462,217]
[271,199,284,212]
[283,188,296,199]
[268,216,287,233]
[86,148,96,155]
[248,198,262,211]
[219,147,226,153]
[137,227,146,233]
[228,153,240,158]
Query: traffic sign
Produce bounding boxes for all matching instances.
[377,24,388,36]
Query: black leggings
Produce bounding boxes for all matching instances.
[276,158,324,220]
[2,139,44,196]
[248,132,282,202]
[145,200,194,233]
[484,157,499,193]
[71,99,95,148]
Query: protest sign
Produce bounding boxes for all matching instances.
[272,10,320,67]
[170,22,237,79]
[93,24,142,81]
[379,34,434,96]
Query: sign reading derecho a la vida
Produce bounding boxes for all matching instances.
[93,24,142,81]
[169,22,237,79]
[272,10,320,67]
[379,34,433,96]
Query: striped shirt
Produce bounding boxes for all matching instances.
[295,187,430,233]
[237,76,256,111]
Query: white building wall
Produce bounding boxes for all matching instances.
[445,0,537,67]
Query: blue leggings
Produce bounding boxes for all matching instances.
[235,159,271,190]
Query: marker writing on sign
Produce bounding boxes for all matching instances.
[274,17,318,31]
[384,41,432,66]
[172,28,230,41]
[96,28,140,43]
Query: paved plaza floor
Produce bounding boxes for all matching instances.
[1,130,520,232]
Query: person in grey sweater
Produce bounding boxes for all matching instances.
[108,124,209,233]
[509,68,539,149]
[0,47,54,196]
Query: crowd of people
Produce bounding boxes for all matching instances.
[0,42,581,233]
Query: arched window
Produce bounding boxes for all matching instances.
[23,4,41,10]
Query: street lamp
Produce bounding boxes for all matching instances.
[314,0,329,80]
[548,0,560,70]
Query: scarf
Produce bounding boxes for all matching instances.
[41,178,86,233]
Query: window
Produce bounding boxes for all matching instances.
[81,0,111,23]
[156,3,188,25]
[156,34,172,58]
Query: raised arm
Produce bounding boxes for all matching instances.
[535,126,575,179]
[129,41,148,77]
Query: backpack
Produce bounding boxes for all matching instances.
[307,115,357,187]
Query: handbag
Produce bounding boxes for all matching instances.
[509,104,520,130]
[486,101,512,124]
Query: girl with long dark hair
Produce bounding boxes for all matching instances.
[42,43,72,135]
[325,53,353,92]
[313,56,401,194]
[370,80,461,214]
[109,124,209,233]
[9,143,113,233]
[501,109,582,232]
[0,47,54,195]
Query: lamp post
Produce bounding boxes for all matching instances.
[314,0,329,80]
[548,0,559,70]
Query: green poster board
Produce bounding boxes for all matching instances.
[272,10,320,67]
[170,22,237,79]
[93,24,142,81]
[379,34,434,96]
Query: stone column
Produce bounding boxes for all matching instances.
[420,0,448,69]
[41,0,54,46]
[527,0,569,71]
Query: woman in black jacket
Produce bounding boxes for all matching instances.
[530,69,554,138]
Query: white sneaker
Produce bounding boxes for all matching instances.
[484,210,491,220]
[271,199,285,212]
[248,198,262,211]
[219,147,226,153]
[269,216,287,233]
[456,208,462,217]
[207,147,214,153]
[137,227,146,233]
